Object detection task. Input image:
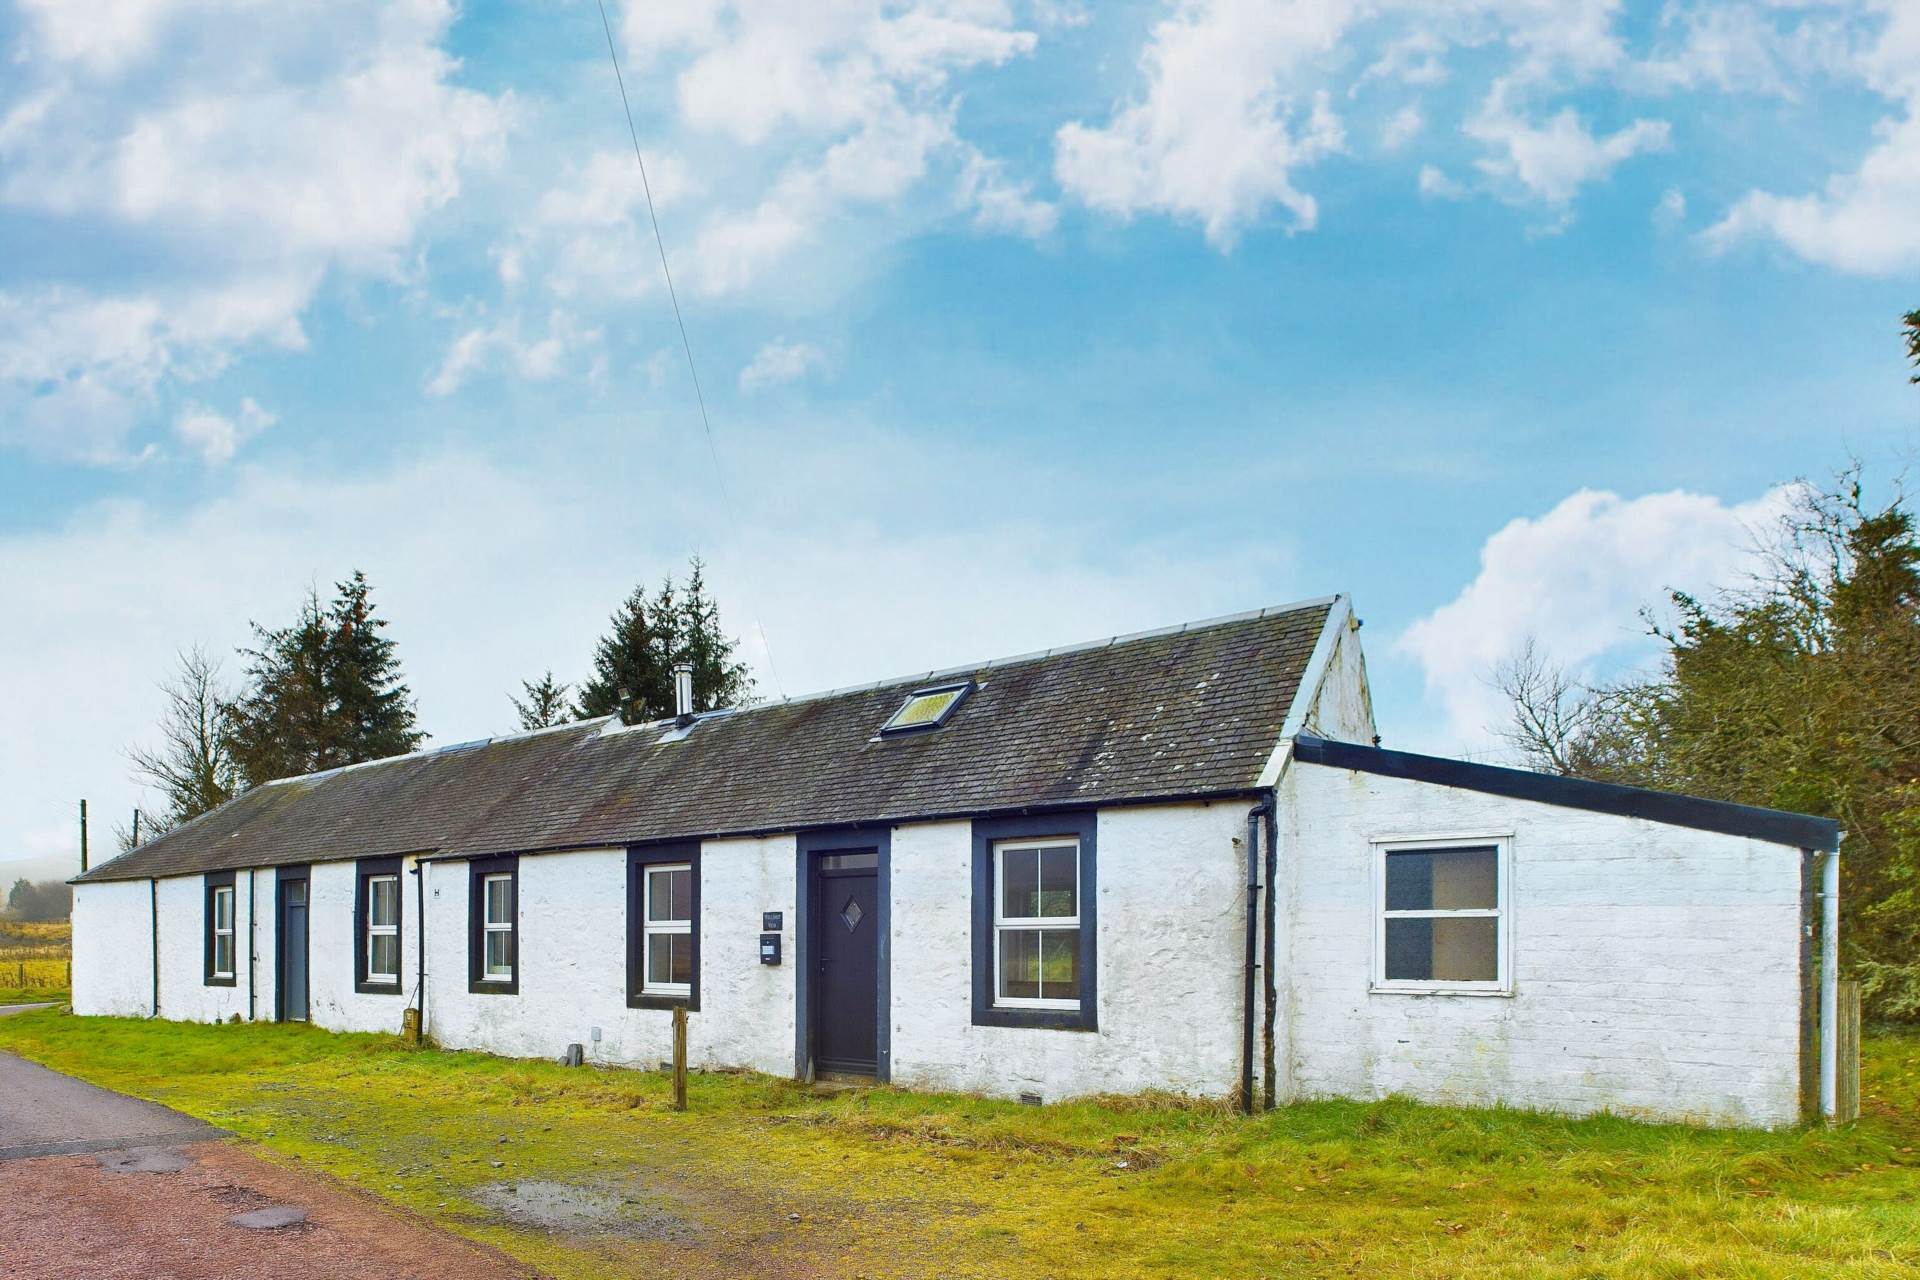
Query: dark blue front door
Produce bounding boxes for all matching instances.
[278,874,309,1022]
[812,863,878,1074]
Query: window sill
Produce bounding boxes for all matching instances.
[468,976,519,995]
[204,975,236,988]
[355,980,403,996]
[973,1005,1097,1032]
[628,992,700,1012]
[1369,984,1513,998]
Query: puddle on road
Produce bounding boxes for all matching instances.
[471,1179,700,1243]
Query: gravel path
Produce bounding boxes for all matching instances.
[0,1051,534,1280]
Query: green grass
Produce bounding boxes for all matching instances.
[0,920,69,1004]
[2,1008,1916,1278]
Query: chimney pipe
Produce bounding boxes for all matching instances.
[673,661,694,726]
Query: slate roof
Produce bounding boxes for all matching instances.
[74,598,1336,884]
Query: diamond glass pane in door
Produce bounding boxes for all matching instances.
[841,897,864,931]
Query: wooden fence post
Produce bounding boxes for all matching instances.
[671,1005,688,1112]
[1835,979,1862,1125]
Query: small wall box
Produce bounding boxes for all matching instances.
[759,933,782,965]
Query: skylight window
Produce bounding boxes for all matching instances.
[881,681,973,735]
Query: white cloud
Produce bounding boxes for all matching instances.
[0,0,510,462]
[426,313,592,397]
[1417,164,1467,200]
[1380,104,1424,151]
[1701,1,1920,274]
[1705,106,1920,274]
[1654,186,1687,226]
[1396,484,1799,753]
[597,1,1042,295]
[1054,0,1354,247]
[173,397,275,466]
[738,338,826,392]
[958,149,1059,238]
[1468,102,1671,207]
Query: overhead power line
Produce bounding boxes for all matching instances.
[594,0,785,700]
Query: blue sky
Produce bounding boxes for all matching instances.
[2,0,1915,876]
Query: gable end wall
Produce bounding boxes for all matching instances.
[1278,760,1804,1128]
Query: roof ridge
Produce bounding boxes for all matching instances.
[723,594,1343,716]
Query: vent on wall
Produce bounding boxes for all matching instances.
[880,681,974,735]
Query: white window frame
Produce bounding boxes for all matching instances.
[481,872,514,982]
[210,884,235,979]
[365,874,400,984]
[1370,833,1512,997]
[992,836,1082,1011]
[641,862,693,998]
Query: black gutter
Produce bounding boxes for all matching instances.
[1240,804,1268,1116]
[1293,736,1841,851]
[412,862,427,1040]
[1261,804,1278,1111]
[149,878,159,1018]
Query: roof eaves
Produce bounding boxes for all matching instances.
[1292,735,1842,852]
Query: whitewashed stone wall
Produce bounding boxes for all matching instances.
[71,878,154,1017]
[1277,760,1806,1128]
[889,803,1251,1101]
[423,839,798,1075]
[307,859,416,1035]
[70,868,289,1026]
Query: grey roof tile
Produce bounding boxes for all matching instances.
[75,600,1333,882]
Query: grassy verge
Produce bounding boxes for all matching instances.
[1,1008,1916,1278]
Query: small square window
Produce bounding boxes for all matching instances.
[880,681,973,734]
[1373,838,1509,995]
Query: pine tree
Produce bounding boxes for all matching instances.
[325,571,421,761]
[575,560,754,725]
[511,671,573,731]
[576,583,676,724]
[1904,306,1919,382]
[225,573,423,785]
[678,557,754,711]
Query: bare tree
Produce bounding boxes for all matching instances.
[127,646,239,834]
[1489,637,1605,776]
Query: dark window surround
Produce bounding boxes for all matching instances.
[794,827,892,1082]
[467,854,519,996]
[203,869,237,987]
[627,841,701,1011]
[879,679,975,736]
[354,856,404,995]
[971,811,1098,1031]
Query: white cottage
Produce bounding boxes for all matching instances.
[70,596,1844,1128]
